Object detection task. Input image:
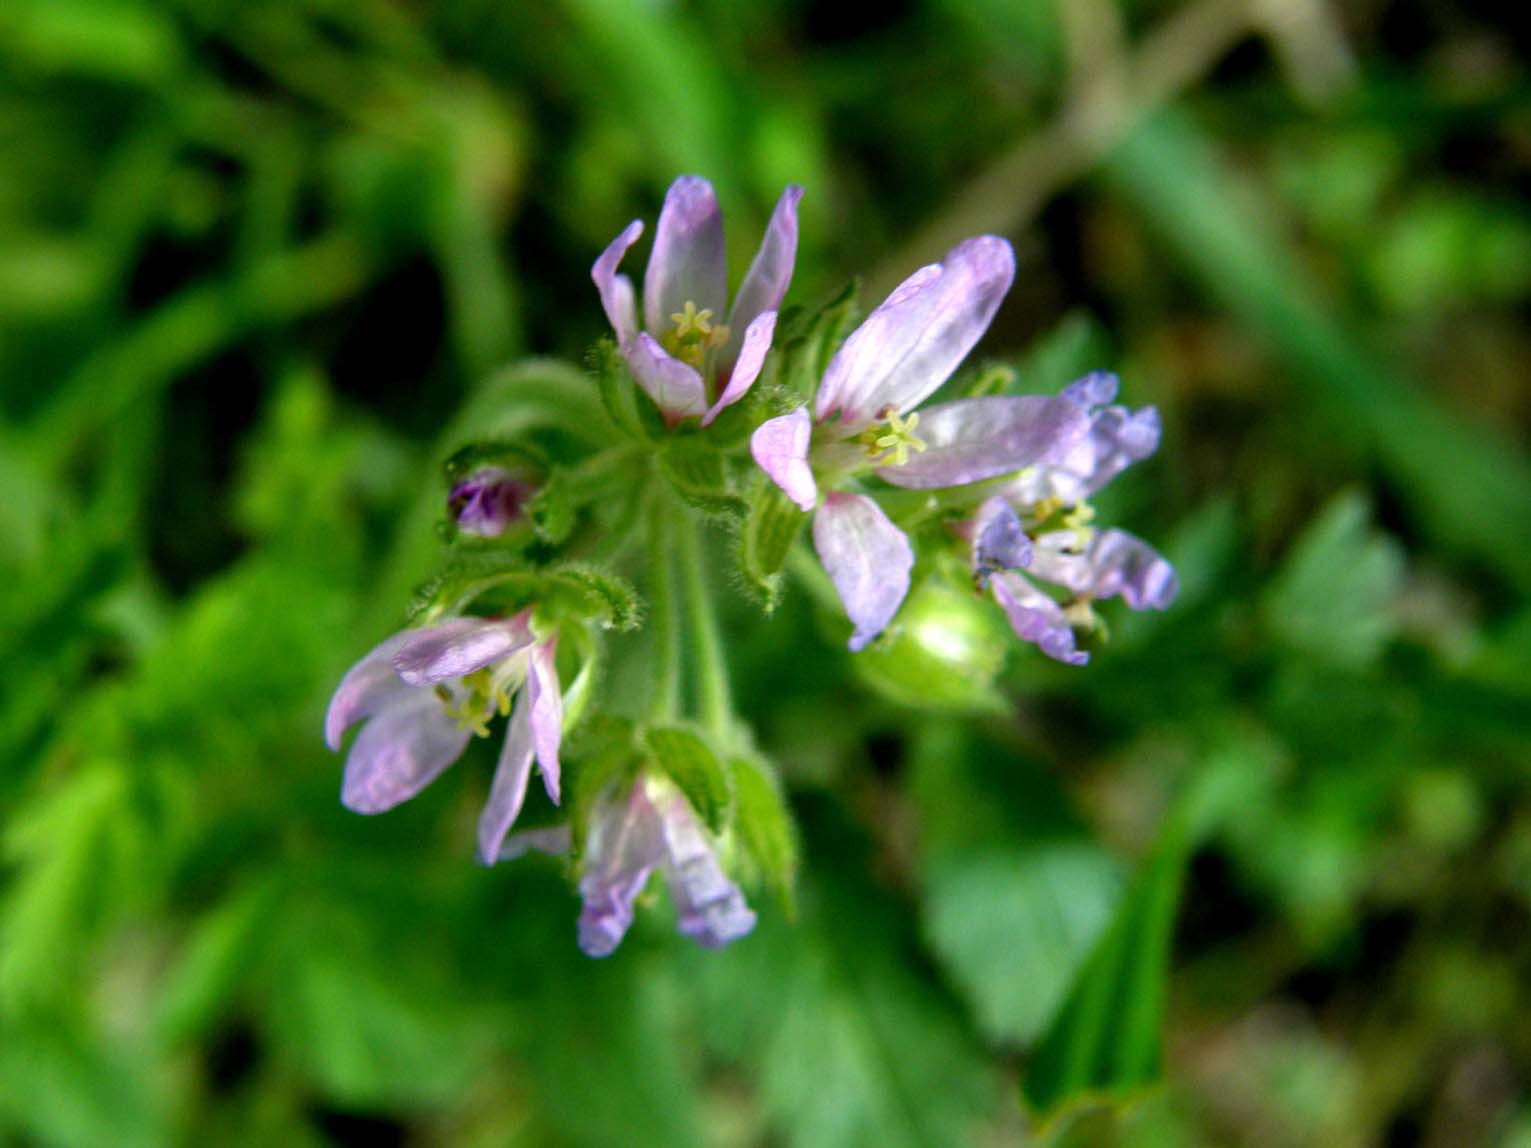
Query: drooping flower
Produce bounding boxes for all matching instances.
[577,772,755,958]
[750,236,1088,650]
[324,611,563,861]
[593,175,802,426]
[448,466,535,537]
[967,371,1178,664]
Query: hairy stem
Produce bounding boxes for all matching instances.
[646,482,681,722]
[676,509,733,743]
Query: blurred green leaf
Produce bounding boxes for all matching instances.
[730,756,798,912]
[645,725,731,835]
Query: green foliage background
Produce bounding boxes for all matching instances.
[3,1,1531,1145]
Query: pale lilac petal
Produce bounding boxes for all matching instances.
[391,615,533,686]
[723,184,802,370]
[1032,529,1178,610]
[812,492,914,652]
[1006,382,1161,505]
[815,237,1015,433]
[527,639,562,804]
[703,310,776,426]
[876,394,1088,489]
[498,824,572,862]
[643,175,727,335]
[325,630,414,750]
[577,785,666,958]
[476,692,535,864]
[655,791,756,948]
[592,219,643,344]
[991,571,1088,666]
[750,406,817,511]
[814,262,944,432]
[341,690,471,813]
[1063,369,1119,408]
[973,496,1032,579]
[625,332,708,421]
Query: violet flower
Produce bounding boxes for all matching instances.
[593,175,802,426]
[750,236,1088,650]
[448,466,535,538]
[324,610,564,862]
[577,773,755,958]
[967,371,1178,664]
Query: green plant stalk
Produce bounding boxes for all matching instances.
[676,509,733,743]
[646,482,681,723]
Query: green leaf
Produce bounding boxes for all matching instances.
[1021,751,1244,1125]
[661,444,746,519]
[1262,490,1404,669]
[0,1018,163,1148]
[738,479,807,611]
[568,715,643,851]
[644,725,730,835]
[731,756,799,912]
[155,877,283,1044]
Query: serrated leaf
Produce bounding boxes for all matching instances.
[738,479,806,611]
[661,446,746,520]
[1021,752,1244,1125]
[731,756,798,912]
[1263,490,1404,669]
[644,725,730,835]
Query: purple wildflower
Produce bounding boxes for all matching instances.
[577,773,755,958]
[448,466,535,537]
[593,175,802,426]
[324,610,564,861]
[750,236,1087,650]
[966,374,1178,664]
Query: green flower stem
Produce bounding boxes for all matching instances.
[676,509,734,743]
[646,482,681,723]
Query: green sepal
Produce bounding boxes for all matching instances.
[774,279,860,399]
[544,562,643,632]
[405,550,545,624]
[644,725,731,835]
[661,444,746,520]
[736,478,806,612]
[442,440,546,485]
[404,554,640,632]
[528,469,575,544]
[588,338,647,441]
[730,755,798,914]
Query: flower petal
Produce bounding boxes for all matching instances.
[391,614,533,686]
[1005,379,1161,505]
[815,236,1014,433]
[498,824,572,862]
[527,638,562,804]
[703,310,775,426]
[973,496,1032,579]
[592,219,643,344]
[625,332,708,421]
[749,405,817,510]
[991,571,1088,666]
[325,630,415,750]
[723,184,802,370]
[643,175,727,335]
[1032,529,1177,610]
[476,691,535,864]
[1063,369,1119,408]
[877,394,1089,489]
[341,690,471,813]
[655,790,755,948]
[812,492,914,652]
[577,785,666,958]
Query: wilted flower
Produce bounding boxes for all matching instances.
[593,175,802,426]
[448,466,535,537]
[577,772,755,958]
[324,610,563,861]
[751,236,1087,649]
[969,372,1178,664]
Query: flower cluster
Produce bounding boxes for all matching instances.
[323,174,1176,957]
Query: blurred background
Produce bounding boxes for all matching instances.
[3,0,1531,1145]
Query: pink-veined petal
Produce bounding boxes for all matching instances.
[749,405,817,510]
[592,219,643,344]
[991,571,1088,666]
[325,629,414,750]
[476,691,535,864]
[341,690,471,814]
[577,784,666,958]
[526,638,562,804]
[643,175,727,335]
[722,184,802,371]
[704,310,776,426]
[391,615,533,686]
[625,332,708,422]
[812,492,913,652]
[876,394,1088,489]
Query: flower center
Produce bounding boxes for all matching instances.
[435,664,517,737]
[857,407,928,467]
[661,300,730,372]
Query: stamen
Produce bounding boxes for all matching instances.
[660,300,729,372]
[857,407,928,466]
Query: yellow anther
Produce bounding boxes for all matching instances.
[669,300,715,340]
[858,407,928,467]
